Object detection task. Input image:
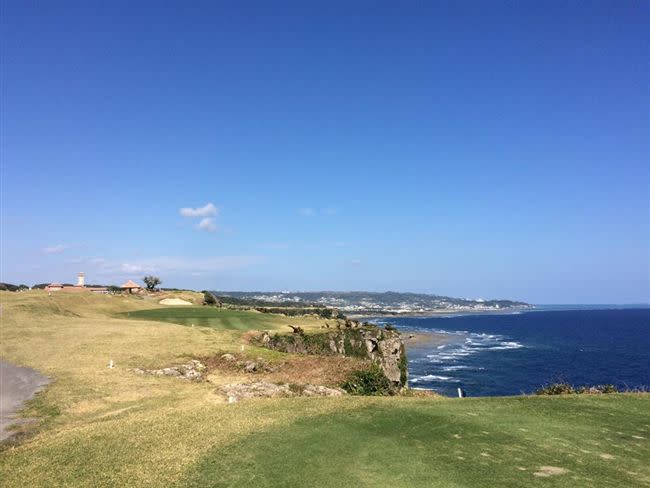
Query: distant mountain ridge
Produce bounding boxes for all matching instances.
[212,290,531,314]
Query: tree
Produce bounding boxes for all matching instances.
[143,275,161,291]
[202,290,220,306]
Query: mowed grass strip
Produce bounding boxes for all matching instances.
[123,307,298,331]
[182,395,650,488]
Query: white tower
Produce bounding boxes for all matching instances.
[77,272,85,287]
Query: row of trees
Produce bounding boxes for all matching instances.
[0,283,30,292]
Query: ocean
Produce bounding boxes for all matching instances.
[376,307,650,397]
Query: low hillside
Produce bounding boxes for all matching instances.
[0,291,648,488]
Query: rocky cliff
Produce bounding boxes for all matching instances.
[254,325,407,389]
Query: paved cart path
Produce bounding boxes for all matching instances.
[0,359,50,441]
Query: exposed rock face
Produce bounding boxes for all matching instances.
[217,382,344,402]
[131,359,206,381]
[254,326,407,389]
[377,334,407,385]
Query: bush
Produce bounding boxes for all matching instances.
[535,383,619,395]
[535,383,574,395]
[341,364,393,396]
[203,291,219,306]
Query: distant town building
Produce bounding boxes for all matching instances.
[120,279,143,294]
[45,273,108,294]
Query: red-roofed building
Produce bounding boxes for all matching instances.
[120,279,142,294]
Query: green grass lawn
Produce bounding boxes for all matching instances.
[122,306,288,331]
[182,395,650,488]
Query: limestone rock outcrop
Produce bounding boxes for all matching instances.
[254,326,407,389]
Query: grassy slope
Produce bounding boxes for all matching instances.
[122,306,289,330]
[0,291,648,488]
[185,395,650,488]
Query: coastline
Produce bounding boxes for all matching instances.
[349,307,533,320]
[401,331,453,348]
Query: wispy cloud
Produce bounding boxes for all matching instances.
[298,207,315,217]
[298,207,338,217]
[258,243,290,250]
[179,202,220,231]
[179,203,218,218]
[63,255,264,278]
[197,217,217,232]
[44,244,68,254]
[350,259,362,266]
[114,256,265,275]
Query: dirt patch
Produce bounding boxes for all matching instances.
[533,466,568,477]
[216,382,344,402]
[599,453,615,460]
[131,360,206,380]
[159,298,193,306]
[202,352,366,387]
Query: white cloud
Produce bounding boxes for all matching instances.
[114,256,265,275]
[258,243,290,249]
[62,256,263,278]
[121,263,148,273]
[298,207,338,217]
[44,244,68,254]
[350,259,362,266]
[197,217,217,232]
[179,203,218,218]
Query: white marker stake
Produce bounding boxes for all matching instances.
[109,359,114,369]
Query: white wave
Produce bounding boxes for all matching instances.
[440,365,485,371]
[485,341,524,350]
[410,374,460,383]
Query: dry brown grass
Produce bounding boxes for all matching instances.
[0,290,372,486]
[202,352,366,387]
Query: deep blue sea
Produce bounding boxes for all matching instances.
[375,307,650,397]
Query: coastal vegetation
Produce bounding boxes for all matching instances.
[0,291,648,487]
[535,383,620,395]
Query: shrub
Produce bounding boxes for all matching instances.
[535,383,619,395]
[597,384,619,393]
[341,364,393,396]
[535,383,574,395]
[203,291,219,306]
[384,323,397,332]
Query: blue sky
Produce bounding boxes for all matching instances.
[2,1,648,303]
